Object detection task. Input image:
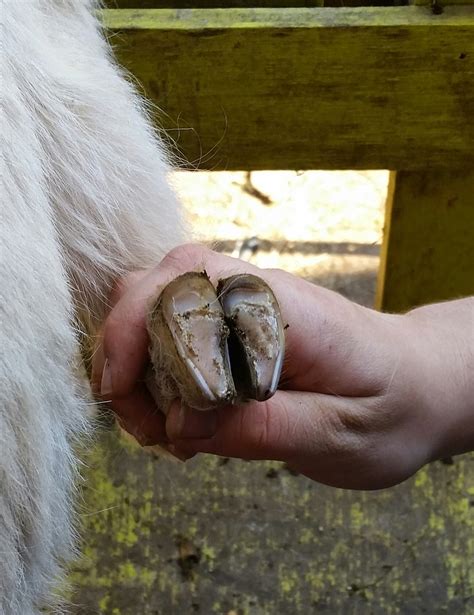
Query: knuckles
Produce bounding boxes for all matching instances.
[159,243,212,273]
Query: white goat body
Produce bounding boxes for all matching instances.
[1,2,183,612]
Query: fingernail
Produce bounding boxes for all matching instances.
[135,433,152,447]
[175,403,186,436]
[132,430,158,447]
[169,402,217,440]
[100,358,113,397]
[165,443,196,462]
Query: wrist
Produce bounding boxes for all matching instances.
[404,299,474,461]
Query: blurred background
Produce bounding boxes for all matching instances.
[175,170,387,306]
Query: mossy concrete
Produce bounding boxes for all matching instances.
[71,428,473,613]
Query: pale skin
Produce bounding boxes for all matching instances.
[91,244,474,490]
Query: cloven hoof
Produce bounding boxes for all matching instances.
[146,271,285,413]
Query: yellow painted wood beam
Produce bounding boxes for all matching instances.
[102,7,474,170]
[376,169,474,312]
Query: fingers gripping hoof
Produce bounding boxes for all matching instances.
[146,272,285,412]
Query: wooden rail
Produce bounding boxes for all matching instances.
[102,6,473,312]
[102,7,474,171]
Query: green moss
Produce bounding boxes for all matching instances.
[350,501,365,530]
[98,594,110,613]
[71,428,474,612]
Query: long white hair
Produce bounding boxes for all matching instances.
[0,1,183,612]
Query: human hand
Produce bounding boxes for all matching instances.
[91,244,474,489]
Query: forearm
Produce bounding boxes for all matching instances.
[405,297,474,460]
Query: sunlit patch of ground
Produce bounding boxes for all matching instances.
[173,170,389,306]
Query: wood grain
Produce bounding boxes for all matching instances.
[102,7,474,170]
[376,169,474,312]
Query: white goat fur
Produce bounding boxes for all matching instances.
[1,1,184,612]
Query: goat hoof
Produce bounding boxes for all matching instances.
[147,272,236,411]
[218,274,285,402]
[147,272,285,412]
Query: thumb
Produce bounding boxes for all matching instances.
[166,392,424,490]
[166,391,347,464]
